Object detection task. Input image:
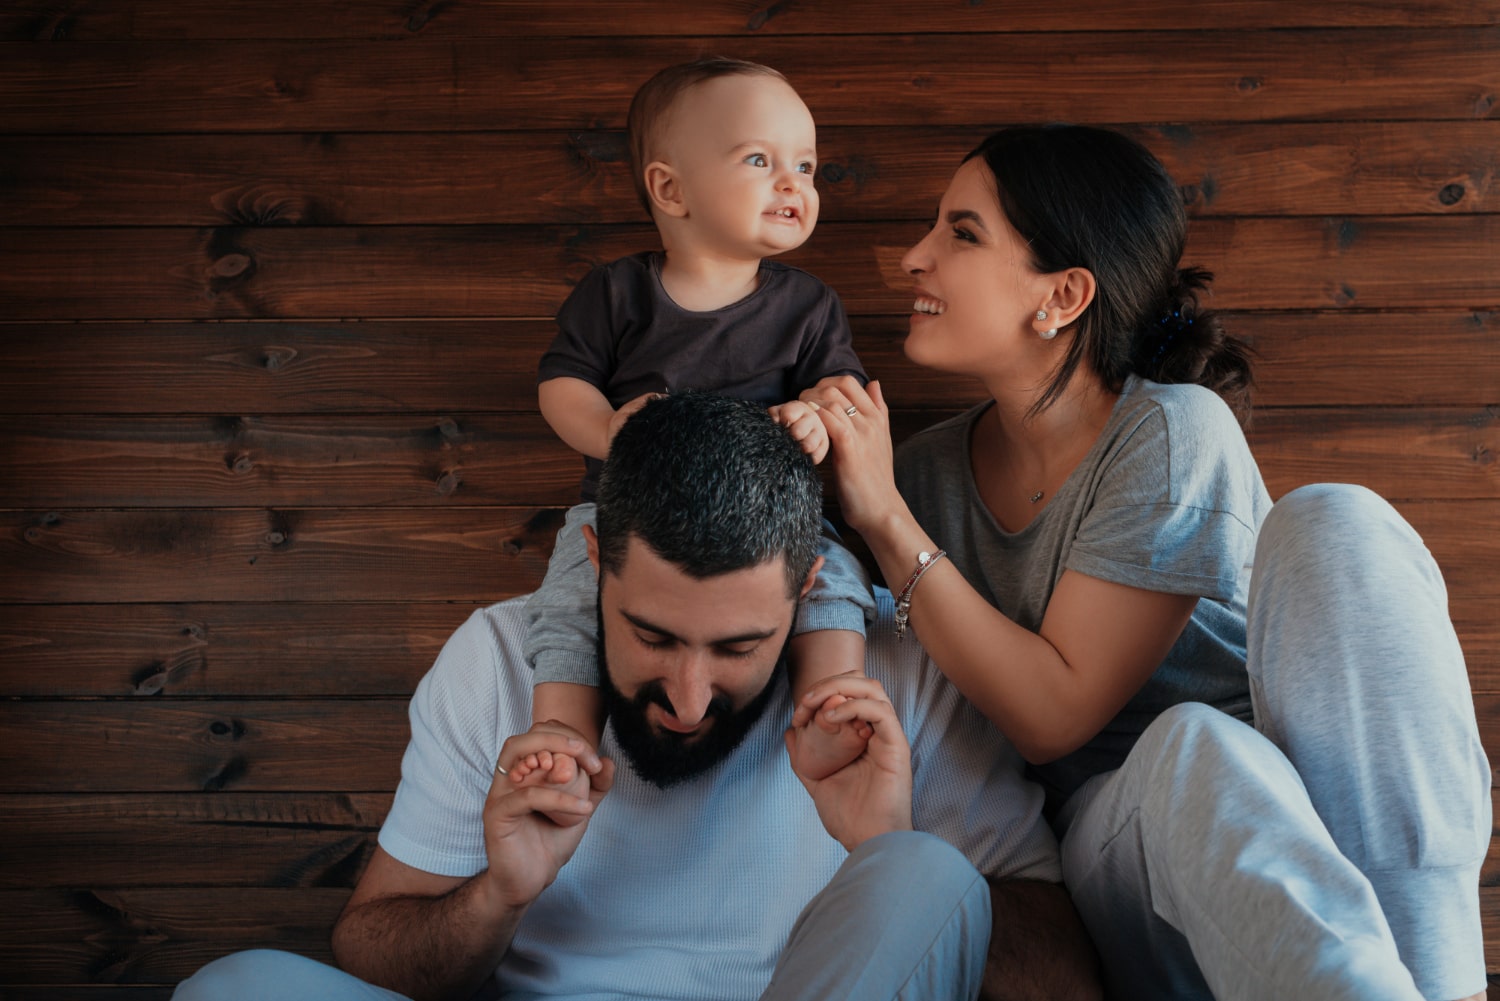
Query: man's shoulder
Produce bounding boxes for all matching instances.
[420,596,533,700]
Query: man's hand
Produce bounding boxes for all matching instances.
[785,673,913,851]
[482,722,615,910]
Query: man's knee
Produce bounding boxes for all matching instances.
[173,949,351,1001]
[857,829,981,886]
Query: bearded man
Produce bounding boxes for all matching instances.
[173,392,1098,1001]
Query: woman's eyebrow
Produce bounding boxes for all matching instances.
[946,208,989,233]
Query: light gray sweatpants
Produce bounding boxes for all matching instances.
[172,831,991,1001]
[1057,484,1490,1000]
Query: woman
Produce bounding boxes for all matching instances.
[806,125,1488,1000]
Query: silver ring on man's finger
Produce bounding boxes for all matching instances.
[494,762,508,776]
[844,405,859,417]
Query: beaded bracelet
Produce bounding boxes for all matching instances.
[894,549,947,639]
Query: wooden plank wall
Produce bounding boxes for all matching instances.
[0,2,1496,996]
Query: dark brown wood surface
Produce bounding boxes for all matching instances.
[3,218,1497,319]
[2,3,1497,995]
[4,124,1495,226]
[3,32,1497,132]
[6,1,1498,39]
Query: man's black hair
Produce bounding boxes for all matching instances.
[595,391,822,597]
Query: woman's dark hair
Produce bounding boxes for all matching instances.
[965,124,1254,425]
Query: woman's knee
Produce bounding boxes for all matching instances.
[1257,484,1428,583]
[1130,703,1296,808]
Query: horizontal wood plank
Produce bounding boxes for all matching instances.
[2,218,1496,321]
[2,32,1496,133]
[1245,408,1500,502]
[0,887,344,984]
[1,313,1494,416]
[0,702,410,793]
[0,603,474,697]
[0,320,551,416]
[3,122,1494,227]
[2,409,1496,509]
[7,0,1496,40]
[0,504,1493,683]
[0,507,563,603]
[0,414,580,508]
[2,885,1498,989]
[0,502,1494,606]
[0,793,388,889]
[0,886,1497,988]
[4,688,1494,795]
[1,589,1492,699]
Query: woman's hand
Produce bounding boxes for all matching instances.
[803,377,906,535]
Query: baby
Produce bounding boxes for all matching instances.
[515,57,874,793]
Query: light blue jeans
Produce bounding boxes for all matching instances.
[1058,484,1490,1000]
[172,830,991,1001]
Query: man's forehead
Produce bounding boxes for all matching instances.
[602,536,793,632]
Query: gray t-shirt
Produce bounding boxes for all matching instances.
[895,375,1272,808]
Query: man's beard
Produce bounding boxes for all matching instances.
[596,612,788,790]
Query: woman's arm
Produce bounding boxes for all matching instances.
[809,378,1196,764]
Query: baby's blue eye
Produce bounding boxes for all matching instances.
[797,161,815,174]
[746,153,769,167]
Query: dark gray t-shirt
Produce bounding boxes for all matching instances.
[539,251,865,501]
[895,376,1272,808]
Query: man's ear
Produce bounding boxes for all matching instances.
[798,555,825,600]
[644,161,687,218]
[581,524,601,576]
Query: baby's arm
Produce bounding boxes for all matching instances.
[785,527,878,781]
[539,377,658,462]
[786,628,870,781]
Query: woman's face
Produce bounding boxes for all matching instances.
[898,158,1055,378]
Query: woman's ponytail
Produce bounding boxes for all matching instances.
[1135,266,1255,426]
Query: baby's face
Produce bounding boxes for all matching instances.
[658,73,820,260]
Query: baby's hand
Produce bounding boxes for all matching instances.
[787,692,872,782]
[768,400,829,464]
[606,392,664,451]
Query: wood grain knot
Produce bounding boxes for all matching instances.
[214,254,251,278]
